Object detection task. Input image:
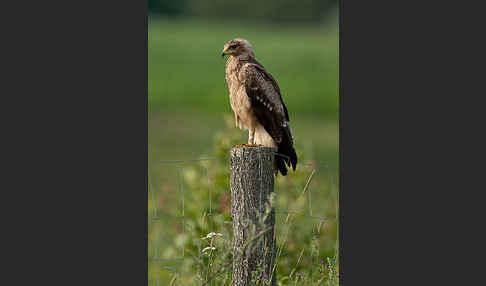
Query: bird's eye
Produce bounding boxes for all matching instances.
[229,45,237,50]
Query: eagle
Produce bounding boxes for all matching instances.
[221,38,297,176]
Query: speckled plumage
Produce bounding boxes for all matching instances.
[222,38,297,175]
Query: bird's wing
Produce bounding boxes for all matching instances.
[240,63,293,145]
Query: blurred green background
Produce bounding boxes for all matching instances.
[148,1,339,284]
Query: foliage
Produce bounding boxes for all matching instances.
[149,0,339,25]
[149,115,339,285]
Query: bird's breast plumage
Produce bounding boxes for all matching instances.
[225,57,257,131]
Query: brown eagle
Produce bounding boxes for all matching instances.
[222,38,297,176]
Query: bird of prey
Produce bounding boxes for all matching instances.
[221,38,297,176]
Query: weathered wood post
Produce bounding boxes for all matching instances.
[230,146,277,286]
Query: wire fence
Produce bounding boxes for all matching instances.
[149,154,339,285]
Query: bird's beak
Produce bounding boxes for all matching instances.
[222,47,232,57]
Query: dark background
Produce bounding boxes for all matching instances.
[148,0,338,23]
[2,0,479,285]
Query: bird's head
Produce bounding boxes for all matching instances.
[221,38,255,58]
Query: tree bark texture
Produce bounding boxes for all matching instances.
[230,146,276,286]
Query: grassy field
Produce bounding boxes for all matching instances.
[149,18,339,285]
[149,18,338,118]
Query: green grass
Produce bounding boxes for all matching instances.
[149,109,338,164]
[149,18,338,118]
[148,17,339,163]
[148,18,339,285]
[148,115,339,285]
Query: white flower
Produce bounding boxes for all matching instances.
[202,246,216,253]
[202,232,223,240]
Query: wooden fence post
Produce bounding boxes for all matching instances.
[230,146,277,286]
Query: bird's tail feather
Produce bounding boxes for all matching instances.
[275,138,297,176]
